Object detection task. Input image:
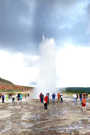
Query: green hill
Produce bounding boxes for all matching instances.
[64,87,90,94]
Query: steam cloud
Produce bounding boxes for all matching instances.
[34,37,56,98]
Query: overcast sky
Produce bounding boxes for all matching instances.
[0,0,90,87]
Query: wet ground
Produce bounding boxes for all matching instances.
[0,98,90,135]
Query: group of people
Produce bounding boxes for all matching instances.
[39,92,63,110]
[40,92,88,112]
[0,93,30,103]
[73,93,88,112]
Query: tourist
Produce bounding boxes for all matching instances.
[82,96,86,112]
[83,93,86,98]
[12,95,15,104]
[8,94,12,99]
[25,94,27,99]
[52,93,56,104]
[46,92,50,104]
[17,93,20,101]
[44,94,48,110]
[79,93,82,103]
[86,93,88,101]
[73,94,77,103]
[20,94,23,101]
[40,92,44,103]
[1,94,5,103]
[57,92,60,103]
[60,94,63,103]
[42,93,44,103]
[28,93,29,97]
[6,94,9,101]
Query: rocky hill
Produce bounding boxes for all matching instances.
[0,77,14,85]
[0,77,34,92]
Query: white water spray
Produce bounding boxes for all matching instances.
[34,37,56,98]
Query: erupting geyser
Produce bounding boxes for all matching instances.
[34,37,56,98]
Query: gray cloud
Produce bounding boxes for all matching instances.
[0,0,90,53]
[0,0,35,52]
[32,0,90,47]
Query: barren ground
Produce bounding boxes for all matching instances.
[0,97,90,135]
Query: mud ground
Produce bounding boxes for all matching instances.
[0,97,90,135]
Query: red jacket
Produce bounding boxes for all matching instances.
[44,96,48,103]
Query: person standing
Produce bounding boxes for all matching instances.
[2,94,5,103]
[79,93,82,103]
[57,92,60,103]
[6,94,9,102]
[40,92,44,103]
[47,93,50,104]
[12,95,15,104]
[60,94,63,103]
[52,93,56,104]
[20,94,23,101]
[82,96,86,112]
[86,93,88,101]
[44,94,48,110]
[17,93,20,101]
[73,94,77,103]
